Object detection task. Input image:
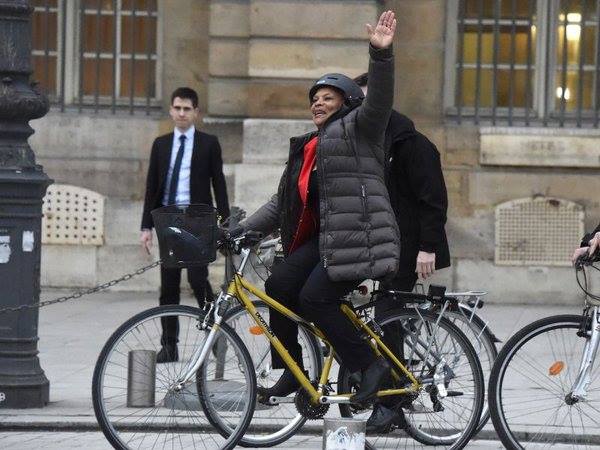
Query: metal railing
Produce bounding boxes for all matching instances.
[31,0,159,115]
[450,0,600,128]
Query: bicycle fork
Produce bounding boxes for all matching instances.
[172,292,231,392]
[568,306,600,404]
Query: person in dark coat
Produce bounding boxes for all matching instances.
[140,87,230,363]
[238,11,400,416]
[353,74,451,430]
[353,73,450,292]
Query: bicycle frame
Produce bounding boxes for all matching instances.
[172,245,445,406]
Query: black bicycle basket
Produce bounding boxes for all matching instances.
[151,204,217,268]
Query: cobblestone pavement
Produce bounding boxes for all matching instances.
[0,431,511,449]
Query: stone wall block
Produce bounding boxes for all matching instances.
[41,245,97,287]
[445,125,480,167]
[30,112,159,160]
[393,46,444,119]
[243,118,314,164]
[250,1,377,39]
[469,171,600,212]
[210,0,250,37]
[246,80,313,119]
[445,169,472,217]
[39,158,143,200]
[393,0,446,44]
[202,119,244,163]
[248,39,369,79]
[208,78,249,116]
[234,163,286,215]
[209,39,249,77]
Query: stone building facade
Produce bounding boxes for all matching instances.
[31,0,600,304]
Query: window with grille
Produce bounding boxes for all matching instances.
[445,0,600,127]
[31,0,159,113]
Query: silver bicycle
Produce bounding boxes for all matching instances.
[489,253,600,449]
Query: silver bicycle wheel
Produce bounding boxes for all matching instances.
[445,306,498,432]
[339,308,484,449]
[489,314,600,449]
[92,305,256,450]
[222,301,323,447]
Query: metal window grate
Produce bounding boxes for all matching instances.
[450,0,600,128]
[31,0,159,114]
[495,197,584,266]
[42,184,105,246]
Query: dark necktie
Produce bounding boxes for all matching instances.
[167,135,186,205]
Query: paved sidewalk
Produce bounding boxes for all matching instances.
[0,288,589,448]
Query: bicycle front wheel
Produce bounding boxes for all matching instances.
[92,305,256,450]
[489,314,600,449]
[221,301,323,447]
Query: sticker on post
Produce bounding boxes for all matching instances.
[0,236,10,263]
[22,231,34,252]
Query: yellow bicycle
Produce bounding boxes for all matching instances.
[92,205,484,450]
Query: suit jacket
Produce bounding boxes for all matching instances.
[141,130,230,229]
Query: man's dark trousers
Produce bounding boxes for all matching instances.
[159,265,212,345]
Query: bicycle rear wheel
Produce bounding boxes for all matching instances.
[338,308,484,449]
[92,305,256,450]
[219,301,323,447]
[489,314,600,449]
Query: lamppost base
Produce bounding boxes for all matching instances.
[0,376,49,409]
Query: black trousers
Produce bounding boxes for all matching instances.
[376,273,418,366]
[264,238,376,373]
[159,265,212,345]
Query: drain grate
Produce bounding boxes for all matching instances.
[42,184,105,245]
[495,197,584,266]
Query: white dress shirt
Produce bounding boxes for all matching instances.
[162,126,195,206]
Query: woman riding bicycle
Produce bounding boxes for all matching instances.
[236,10,400,410]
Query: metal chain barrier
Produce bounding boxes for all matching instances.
[0,260,161,315]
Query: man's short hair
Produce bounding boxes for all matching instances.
[171,87,199,108]
[353,73,368,88]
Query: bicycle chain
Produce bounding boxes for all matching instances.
[0,260,161,315]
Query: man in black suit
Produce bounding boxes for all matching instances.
[140,87,230,363]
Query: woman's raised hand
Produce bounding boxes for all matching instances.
[367,10,396,49]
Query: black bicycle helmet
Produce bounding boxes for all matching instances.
[308,73,365,108]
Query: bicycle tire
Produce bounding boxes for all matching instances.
[206,301,323,447]
[445,305,498,433]
[338,308,485,449]
[488,314,599,449]
[92,305,256,450]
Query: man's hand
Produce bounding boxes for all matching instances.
[367,10,396,49]
[140,229,153,255]
[416,251,436,280]
[572,231,600,264]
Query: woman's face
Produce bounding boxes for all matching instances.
[310,87,344,128]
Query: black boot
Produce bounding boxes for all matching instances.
[156,344,178,363]
[351,357,390,405]
[257,368,305,404]
[366,403,405,434]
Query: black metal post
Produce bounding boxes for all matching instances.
[0,0,52,408]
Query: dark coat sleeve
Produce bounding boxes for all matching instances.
[357,44,394,159]
[141,137,161,230]
[405,134,448,252]
[581,223,600,247]
[210,136,230,221]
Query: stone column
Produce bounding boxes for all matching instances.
[0,0,52,408]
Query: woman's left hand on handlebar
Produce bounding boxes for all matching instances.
[367,10,396,49]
